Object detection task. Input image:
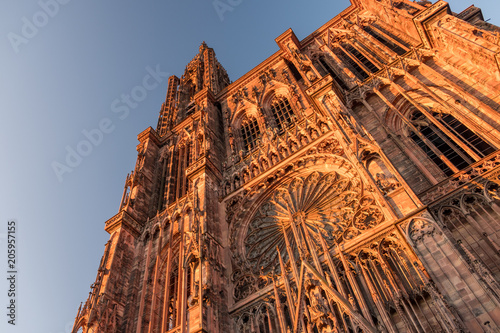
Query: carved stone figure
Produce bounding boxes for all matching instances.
[375,172,400,194]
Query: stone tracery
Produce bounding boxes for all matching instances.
[242,169,383,271]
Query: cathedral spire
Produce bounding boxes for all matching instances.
[156,42,230,135]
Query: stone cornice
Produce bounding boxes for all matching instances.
[217,3,359,102]
[137,126,161,146]
[413,0,451,48]
[217,50,284,100]
[417,151,500,205]
[104,210,142,238]
[186,156,223,182]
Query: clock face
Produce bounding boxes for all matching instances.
[244,171,383,274]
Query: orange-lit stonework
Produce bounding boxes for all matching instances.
[72,1,500,332]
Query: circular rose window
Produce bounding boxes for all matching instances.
[244,171,382,273]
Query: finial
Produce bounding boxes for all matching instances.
[199,41,208,52]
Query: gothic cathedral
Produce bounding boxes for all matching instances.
[72,0,500,332]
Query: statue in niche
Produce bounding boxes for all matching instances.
[228,133,235,153]
[271,153,278,165]
[188,280,199,306]
[306,279,335,333]
[375,173,400,194]
[306,70,317,81]
[365,155,401,195]
[261,127,276,146]
[292,48,312,68]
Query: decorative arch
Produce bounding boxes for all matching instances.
[261,87,298,132]
[405,217,438,245]
[234,302,279,333]
[231,104,261,129]
[229,153,384,275]
[240,115,261,153]
[228,152,361,247]
[438,200,500,282]
[261,83,292,109]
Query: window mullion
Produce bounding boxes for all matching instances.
[355,26,398,58]
[414,126,460,173]
[426,114,481,161]
[338,43,372,77]
[429,124,474,165]
[320,43,358,85]
[441,116,491,158]
[393,83,482,161]
[318,56,349,91]
[349,38,384,69]
[370,23,410,51]
[373,88,459,174]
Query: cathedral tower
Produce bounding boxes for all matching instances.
[73,1,500,332]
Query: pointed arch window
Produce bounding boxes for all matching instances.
[270,97,295,132]
[166,142,193,205]
[342,43,379,74]
[317,55,349,91]
[333,47,366,81]
[166,263,179,330]
[408,110,495,176]
[362,25,408,56]
[241,117,261,152]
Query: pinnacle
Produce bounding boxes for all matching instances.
[199,41,209,52]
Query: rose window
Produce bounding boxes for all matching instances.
[244,171,383,273]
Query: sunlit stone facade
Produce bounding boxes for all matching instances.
[72,0,500,332]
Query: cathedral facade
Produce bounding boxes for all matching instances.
[72,0,500,332]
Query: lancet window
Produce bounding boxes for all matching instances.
[270,97,295,132]
[169,142,192,204]
[362,24,408,55]
[408,110,495,176]
[285,59,304,83]
[166,262,179,331]
[341,42,379,75]
[241,117,261,152]
[334,45,370,81]
[317,55,349,91]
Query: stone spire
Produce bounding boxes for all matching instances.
[156,42,230,135]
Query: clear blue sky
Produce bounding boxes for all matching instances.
[0,0,498,332]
